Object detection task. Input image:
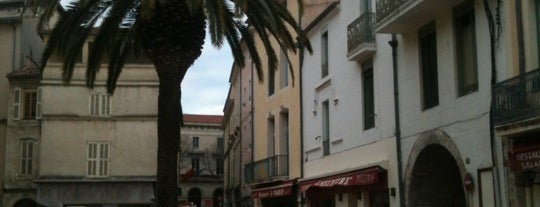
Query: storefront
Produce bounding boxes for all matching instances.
[298,167,389,207]
[504,132,540,207]
[251,180,297,207]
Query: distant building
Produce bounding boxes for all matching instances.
[35,32,159,206]
[179,114,224,207]
[1,0,44,206]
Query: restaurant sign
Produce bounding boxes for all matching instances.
[251,181,293,199]
[299,167,380,192]
[508,145,540,172]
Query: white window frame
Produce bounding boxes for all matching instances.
[13,87,41,120]
[19,138,35,177]
[87,141,110,177]
[89,93,112,117]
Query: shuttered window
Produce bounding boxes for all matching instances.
[20,139,35,176]
[13,88,41,120]
[87,142,110,177]
[89,93,111,117]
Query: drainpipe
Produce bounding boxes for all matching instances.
[483,0,502,206]
[298,3,305,183]
[516,0,525,75]
[250,60,255,207]
[12,23,18,71]
[389,34,405,207]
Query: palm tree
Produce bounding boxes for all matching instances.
[34,0,311,206]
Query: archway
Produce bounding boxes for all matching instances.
[188,188,202,207]
[408,144,465,206]
[14,199,37,207]
[212,188,223,207]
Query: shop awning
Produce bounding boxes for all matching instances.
[299,166,381,193]
[251,180,294,199]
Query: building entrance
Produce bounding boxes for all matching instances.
[408,144,466,207]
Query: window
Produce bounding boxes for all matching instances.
[191,157,200,173]
[279,111,289,155]
[215,158,224,175]
[419,22,439,109]
[20,139,35,176]
[322,100,330,156]
[87,142,110,177]
[280,50,289,88]
[193,137,199,148]
[454,2,478,96]
[321,28,329,78]
[268,64,275,96]
[89,93,111,117]
[13,88,41,120]
[362,59,375,130]
[267,116,275,157]
[217,137,224,149]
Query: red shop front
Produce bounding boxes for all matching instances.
[298,167,389,207]
[251,180,297,207]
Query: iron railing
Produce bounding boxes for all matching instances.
[347,12,376,55]
[244,155,288,183]
[376,0,409,22]
[492,69,540,124]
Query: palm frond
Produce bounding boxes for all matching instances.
[205,0,226,48]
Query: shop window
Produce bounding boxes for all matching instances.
[370,190,390,207]
[419,21,439,109]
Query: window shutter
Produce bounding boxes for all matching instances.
[87,143,97,176]
[36,88,42,119]
[106,95,111,116]
[13,88,21,120]
[99,143,109,176]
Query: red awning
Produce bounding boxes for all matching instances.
[251,180,294,199]
[299,167,381,193]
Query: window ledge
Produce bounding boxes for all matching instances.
[315,75,333,92]
[331,138,343,145]
[305,146,321,154]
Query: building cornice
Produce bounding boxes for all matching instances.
[35,176,156,183]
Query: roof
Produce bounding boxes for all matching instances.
[183,114,223,124]
[6,62,41,79]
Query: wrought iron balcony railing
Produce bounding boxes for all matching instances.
[492,69,540,125]
[347,12,376,59]
[244,155,288,184]
[376,0,409,23]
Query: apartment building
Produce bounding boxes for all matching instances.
[223,41,255,207]
[300,0,398,207]
[179,114,224,207]
[376,0,499,206]
[245,1,302,207]
[35,35,159,206]
[492,0,540,206]
[1,1,44,206]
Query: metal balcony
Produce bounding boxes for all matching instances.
[244,155,288,184]
[347,12,376,62]
[375,0,456,33]
[492,69,540,125]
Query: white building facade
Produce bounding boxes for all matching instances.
[300,0,399,207]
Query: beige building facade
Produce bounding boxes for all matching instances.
[247,1,302,207]
[36,35,159,206]
[178,114,224,207]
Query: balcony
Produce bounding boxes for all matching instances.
[347,12,376,62]
[244,155,288,184]
[375,0,456,33]
[492,69,540,125]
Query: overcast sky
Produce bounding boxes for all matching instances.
[181,35,233,116]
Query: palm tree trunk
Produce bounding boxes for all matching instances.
[156,74,181,207]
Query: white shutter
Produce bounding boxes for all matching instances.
[87,143,97,176]
[89,94,95,116]
[36,88,42,119]
[99,143,109,176]
[106,95,111,116]
[13,88,21,120]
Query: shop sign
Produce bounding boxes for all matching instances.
[508,145,540,172]
[251,181,293,199]
[299,167,380,192]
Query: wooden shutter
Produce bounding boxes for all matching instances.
[13,88,21,120]
[36,88,42,119]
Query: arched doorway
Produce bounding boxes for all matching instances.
[408,144,465,206]
[188,188,202,207]
[14,199,37,207]
[212,188,223,207]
